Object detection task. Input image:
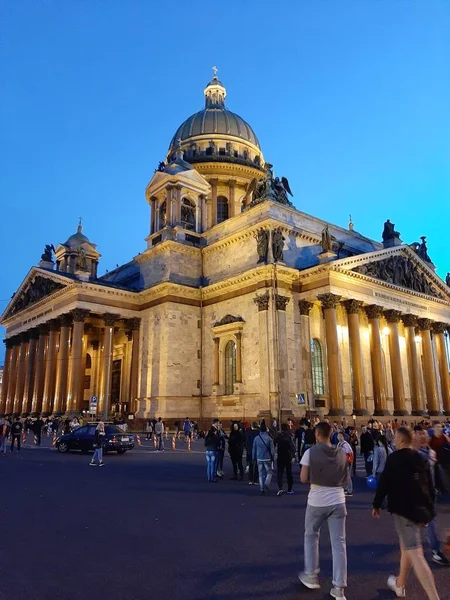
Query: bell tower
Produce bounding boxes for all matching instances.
[54,220,101,279]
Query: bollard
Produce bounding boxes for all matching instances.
[153,434,157,449]
[172,435,176,450]
[187,436,191,451]
[136,434,142,447]
[52,434,57,448]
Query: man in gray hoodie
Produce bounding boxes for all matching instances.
[299,421,349,600]
[252,421,275,495]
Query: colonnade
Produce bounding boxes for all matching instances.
[304,293,450,416]
[1,311,141,418]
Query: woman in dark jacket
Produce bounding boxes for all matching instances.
[204,427,220,482]
[228,422,245,480]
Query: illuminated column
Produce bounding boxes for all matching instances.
[0,339,14,414]
[235,332,242,383]
[22,329,38,415]
[53,314,72,414]
[384,310,408,415]
[433,322,450,416]
[228,179,236,218]
[213,337,220,385]
[31,324,49,415]
[68,309,90,412]
[41,319,60,415]
[125,317,141,413]
[254,292,270,413]
[5,338,20,414]
[402,315,424,415]
[343,300,368,415]
[364,305,390,416]
[298,300,313,404]
[318,293,344,415]
[13,334,28,415]
[210,178,218,225]
[101,313,119,420]
[418,319,440,416]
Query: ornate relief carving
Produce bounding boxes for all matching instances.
[253,292,270,311]
[71,309,90,323]
[317,293,341,310]
[352,256,441,298]
[275,294,290,311]
[59,313,73,327]
[103,313,120,327]
[343,299,363,315]
[418,318,433,331]
[8,277,65,316]
[384,309,402,323]
[298,300,313,316]
[364,305,384,320]
[213,314,245,327]
[402,314,418,328]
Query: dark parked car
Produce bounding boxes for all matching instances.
[56,425,134,454]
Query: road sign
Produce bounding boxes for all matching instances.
[296,392,307,406]
[89,396,98,415]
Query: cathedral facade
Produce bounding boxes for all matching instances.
[1,74,450,423]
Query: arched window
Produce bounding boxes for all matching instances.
[85,353,92,370]
[217,196,229,223]
[311,338,325,395]
[159,201,167,228]
[181,198,195,231]
[224,340,237,395]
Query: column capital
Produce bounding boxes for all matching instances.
[418,318,433,331]
[317,293,341,310]
[209,177,218,185]
[402,314,418,328]
[213,337,220,345]
[125,317,141,331]
[4,337,16,349]
[298,300,313,315]
[253,292,270,312]
[38,323,50,335]
[275,294,290,311]
[343,299,363,315]
[228,178,236,188]
[364,304,384,319]
[71,308,90,322]
[103,313,120,327]
[235,331,242,341]
[28,328,40,341]
[59,313,73,327]
[19,332,30,343]
[432,322,447,334]
[384,309,402,323]
[48,319,60,332]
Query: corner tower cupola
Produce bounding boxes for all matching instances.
[54,219,101,280]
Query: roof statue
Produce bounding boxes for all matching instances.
[410,236,433,264]
[382,219,401,242]
[446,273,450,287]
[321,225,335,254]
[41,244,55,262]
[246,164,293,208]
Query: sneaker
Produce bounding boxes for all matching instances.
[89,462,96,467]
[99,462,105,467]
[298,572,320,590]
[432,551,450,566]
[330,587,346,599]
[287,490,295,495]
[387,575,406,598]
[277,490,284,496]
[248,481,254,485]
[344,492,353,497]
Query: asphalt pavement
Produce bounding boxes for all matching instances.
[1,436,449,600]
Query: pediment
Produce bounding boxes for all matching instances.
[1,269,69,321]
[334,246,450,302]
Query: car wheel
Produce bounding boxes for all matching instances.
[57,441,69,453]
[117,449,126,455]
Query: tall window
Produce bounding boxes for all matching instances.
[217,196,229,223]
[224,340,237,395]
[311,338,325,395]
[181,198,195,231]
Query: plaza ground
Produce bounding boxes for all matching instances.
[2,437,450,600]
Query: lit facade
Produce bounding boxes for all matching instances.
[1,74,450,421]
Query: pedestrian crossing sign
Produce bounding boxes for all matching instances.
[296,392,307,406]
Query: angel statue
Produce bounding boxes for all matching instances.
[41,244,55,262]
[273,176,293,206]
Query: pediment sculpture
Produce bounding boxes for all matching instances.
[8,276,65,316]
[352,256,443,298]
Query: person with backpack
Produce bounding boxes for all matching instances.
[10,417,23,452]
[90,421,106,467]
[337,432,354,497]
[372,427,440,600]
[252,421,275,495]
[274,423,296,496]
[0,418,10,456]
[154,417,164,451]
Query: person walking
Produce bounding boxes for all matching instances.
[204,427,219,482]
[252,422,274,495]
[245,422,259,485]
[0,418,9,456]
[348,427,358,476]
[360,426,375,476]
[10,417,23,452]
[275,423,296,496]
[90,422,106,466]
[183,417,192,442]
[337,432,354,497]
[33,415,44,446]
[373,434,390,480]
[145,419,153,441]
[154,417,164,451]
[372,427,440,600]
[228,422,245,480]
[299,421,349,599]
[215,421,227,478]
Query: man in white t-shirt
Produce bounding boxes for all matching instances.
[299,421,349,600]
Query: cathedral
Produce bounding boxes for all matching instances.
[1,72,450,423]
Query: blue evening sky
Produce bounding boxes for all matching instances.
[1,1,449,361]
